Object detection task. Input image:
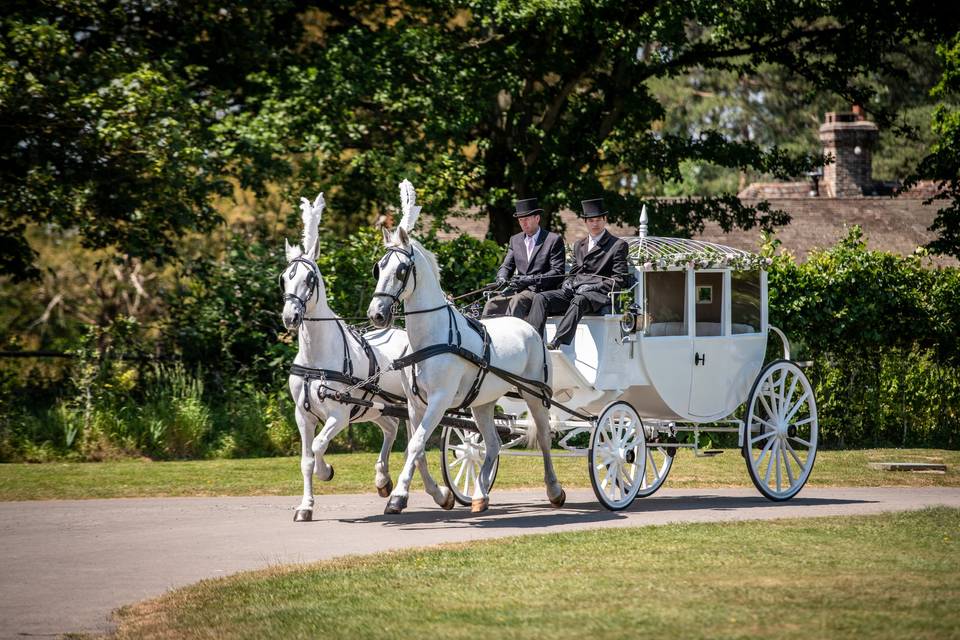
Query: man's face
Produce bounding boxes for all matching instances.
[583,215,606,237]
[518,214,540,236]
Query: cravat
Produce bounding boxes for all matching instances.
[525,235,535,260]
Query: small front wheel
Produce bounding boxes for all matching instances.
[589,401,647,511]
[743,360,818,501]
[441,426,499,506]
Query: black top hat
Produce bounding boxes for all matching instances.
[513,198,543,218]
[580,198,608,218]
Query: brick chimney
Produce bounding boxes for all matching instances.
[818,111,879,197]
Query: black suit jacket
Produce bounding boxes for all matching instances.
[570,230,630,295]
[496,228,565,291]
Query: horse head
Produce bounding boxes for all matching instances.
[368,179,434,329]
[281,194,328,330]
[368,225,416,328]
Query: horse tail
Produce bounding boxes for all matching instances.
[524,339,551,449]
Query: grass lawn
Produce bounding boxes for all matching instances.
[1,448,958,501]
[108,508,960,640]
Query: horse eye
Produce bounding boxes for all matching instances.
[372,264,380,279]
[395,264,408,281]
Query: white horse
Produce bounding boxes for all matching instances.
[367,181,565,514]
[282,194,453,522]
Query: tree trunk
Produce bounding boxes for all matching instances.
[488,204,518,244]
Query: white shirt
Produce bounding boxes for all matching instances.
[588,230,605,253]
[524,228,541,261]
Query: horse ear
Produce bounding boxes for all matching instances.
[398,226,410,247]
[381,227,392,246]
[285,239,300,261]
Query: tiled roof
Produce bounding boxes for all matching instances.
[434,196,957,267]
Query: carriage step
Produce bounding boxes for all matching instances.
[697,449,724,457]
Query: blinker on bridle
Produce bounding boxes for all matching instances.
[281,257,321,322]
[372,246,416,305]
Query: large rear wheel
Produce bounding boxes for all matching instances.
[589,401,647,511]
[743,360,818,501]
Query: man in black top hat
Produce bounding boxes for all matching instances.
[482,198,565,318]
[526,197,629,349]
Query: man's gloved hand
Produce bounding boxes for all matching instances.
[495,276,508,289]
[561,278,577,295]
[514,275,537,290]
[576,283,603,294]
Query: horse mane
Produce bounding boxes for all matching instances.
[410,239,441,282]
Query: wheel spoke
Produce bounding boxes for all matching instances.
[755,434,776,469]
[790,435,812,448]
[751,416,779,431]
[781,375,799,421]
[758,391,777,422]
[763,440,777,485]
[785,439,806,469]
[775,444,782,491]
[783,391,811,425]
[750,429,776,445]
[782,440,795,486]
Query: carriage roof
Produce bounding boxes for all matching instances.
[624,236,771,271]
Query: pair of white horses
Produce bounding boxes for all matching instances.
[280,182,564,520]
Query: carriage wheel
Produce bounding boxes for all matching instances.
[589,402,647,511]
[635,438,674,499]
[441,426,499,506]
[743,360,818,501]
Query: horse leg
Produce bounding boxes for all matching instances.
[373,416,399,497]
[523,391,565,508]
[469,402,501,513]
[385,391,456,514]
[294,406,320,522]
[404,401,454,510]
[312,408,350,482]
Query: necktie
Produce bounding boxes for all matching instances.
[526,235,534,260]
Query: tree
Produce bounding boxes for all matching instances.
[0,0,308,280]
[232,0,960,243]
[903,34,960,259]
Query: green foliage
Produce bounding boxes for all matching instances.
[2,226,958,460]
[767,227,960,447]
[903,34,960,259]
[0,0,305,280]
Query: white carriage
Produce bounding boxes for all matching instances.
[442,213,819,511]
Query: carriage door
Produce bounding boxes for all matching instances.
[688,270,731,417]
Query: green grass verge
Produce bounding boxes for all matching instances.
[109,508,960,640]
[1,448,958,501]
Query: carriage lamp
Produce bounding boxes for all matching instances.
[619,304,642,334]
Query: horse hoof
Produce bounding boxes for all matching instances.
[384,495,408,514]
[294,509,313,522]
[377,479,393,498]
[441,490,455,511]
[471,497,489,513]
[325,466,335,482]
[549,489,566,508]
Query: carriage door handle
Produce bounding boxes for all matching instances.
[695,352,705,366]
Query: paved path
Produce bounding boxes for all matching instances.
[2,487,959,638]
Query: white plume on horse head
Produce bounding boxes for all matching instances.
[299,193,325,259]
[397,179,421,233]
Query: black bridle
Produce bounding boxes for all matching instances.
[280,256,321,325]
[371,246,416,305]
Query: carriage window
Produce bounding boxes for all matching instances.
[694,272,724,336]
[731,270,761,334]
[643,271,687,336]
